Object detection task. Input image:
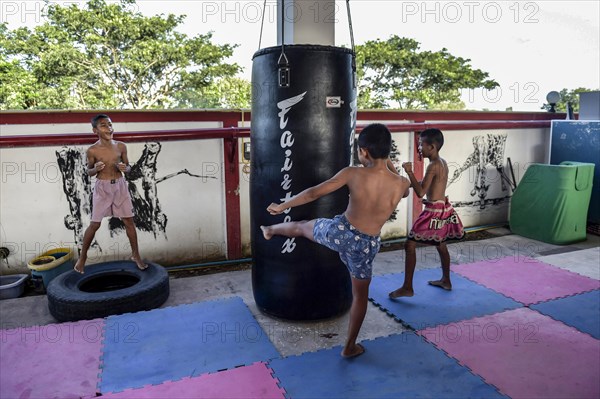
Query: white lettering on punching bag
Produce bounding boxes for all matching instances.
[349,96,358,165]
[278,92,306,129]
[276,92,306,254]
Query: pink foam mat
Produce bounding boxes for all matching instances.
[0,319,104,399]
[97,362,286,398]
[453,256,600,305]
[418,308,600,399]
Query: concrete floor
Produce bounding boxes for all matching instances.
[1,228,598,358]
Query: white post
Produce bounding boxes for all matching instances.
[277,0,335,45]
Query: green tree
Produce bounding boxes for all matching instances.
[0,23,64,109]
[175,77,251,109]
[0,0,240,110]
[355,36,498,110]
[541,88,597,113]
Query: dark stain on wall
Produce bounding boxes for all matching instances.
[56,142,215,250]
[108,143,167,238]
[56,147,97,250]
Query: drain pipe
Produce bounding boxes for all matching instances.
[164,223,509,273]
[165,258,252,273]
[464,222,509,233]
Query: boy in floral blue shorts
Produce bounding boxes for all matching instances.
[261,123,410,358]
[313,214,380,280]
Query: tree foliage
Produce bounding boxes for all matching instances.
[541,87,596,113]
[175,77,251,109]
[355,36,498,110]
[3,8,503,111]
[0,0,240,109]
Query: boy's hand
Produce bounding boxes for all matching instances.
[95,161,105,171]
[402,162,413,174]
[267,203,284,215]
[116,162,128,172]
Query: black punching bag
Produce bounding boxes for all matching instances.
[250,45,356,320]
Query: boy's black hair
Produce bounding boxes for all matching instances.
[91,114,111,128]
[420,128,444,151]
[357,123,392,159]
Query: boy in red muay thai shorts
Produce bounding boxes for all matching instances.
[389,128,464,298]
[409,198,464,244]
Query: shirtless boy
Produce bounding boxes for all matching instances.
[73,114,147,273]
[261,123,411,358]
[389,128,464,298]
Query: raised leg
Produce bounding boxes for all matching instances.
[261,220,316,242]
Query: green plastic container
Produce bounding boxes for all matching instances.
[509,162,595,244]
[27,248,74,291]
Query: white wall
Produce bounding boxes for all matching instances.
[0,119,550,273]
[1,121,228,273]
[443,128,549,227]
[239,137,252,257]
[380,132,412,240]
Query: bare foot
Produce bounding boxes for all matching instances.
[260,226,273,240]
[73,258,85,274]
[389,287,414,298]
[132,257,149,271]
[428,280,452,291]
[341,343,365,359]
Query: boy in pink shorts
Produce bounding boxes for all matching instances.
[73,114,147,273]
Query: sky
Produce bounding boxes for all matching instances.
[2,0,599,111]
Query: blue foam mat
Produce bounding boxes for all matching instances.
[370,269,522,329]
[99,296,280,393]
[269,333,506,399]
[531,289,600,339]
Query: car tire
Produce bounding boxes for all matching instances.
[46,261,169,322]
